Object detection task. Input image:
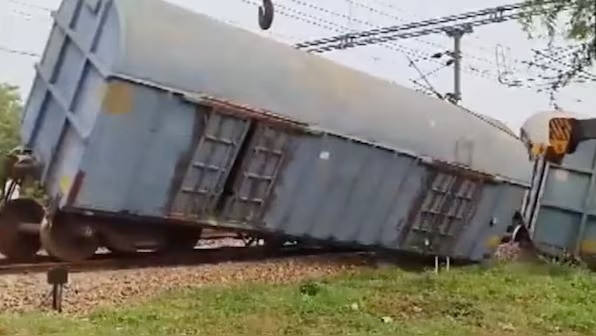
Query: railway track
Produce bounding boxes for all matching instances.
[0,242,362,275]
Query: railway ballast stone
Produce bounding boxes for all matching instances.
[0,254,366,315]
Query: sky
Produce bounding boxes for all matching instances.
[0,0,595,134]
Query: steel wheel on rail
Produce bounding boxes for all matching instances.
[40,213,99,262]
[100,227,138,255]
[0,198,44,261]
[163,227,202,251]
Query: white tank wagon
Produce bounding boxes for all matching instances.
[0,0,533,262]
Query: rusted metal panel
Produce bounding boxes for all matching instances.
[221,124,292,224]
[398,168,484,256]
[101,81,134,115]
[256,132,523,261]
[171,110,251,218]
[184,95,310,134]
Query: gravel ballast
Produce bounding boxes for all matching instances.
[0,253,369,315]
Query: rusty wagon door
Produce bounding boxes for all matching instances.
[220,124,293,225]
[398,164,486,257]
[169,97,303,225]
[170,106,252,218]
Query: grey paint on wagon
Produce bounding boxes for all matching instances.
[523,139,596,260]
[19,0,532,262]
[112,0,531,184]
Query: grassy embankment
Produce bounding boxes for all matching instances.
[1,261,596,336]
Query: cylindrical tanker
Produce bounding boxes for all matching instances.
[0,0,533,262]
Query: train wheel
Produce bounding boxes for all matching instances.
[0,199,43,261]
[40,214,99,262]
[164,227,202,251]
[264,235,287,251]
[100,228,138,255]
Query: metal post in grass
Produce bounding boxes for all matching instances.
[47,267,68,313]
[434,256,451,273]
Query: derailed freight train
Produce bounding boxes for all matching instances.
[0,0,533,262]
[520,111,596,264]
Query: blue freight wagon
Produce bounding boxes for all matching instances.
[521,111,596,265]
[0,0,533,262]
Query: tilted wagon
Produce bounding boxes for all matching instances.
[0,0,533,262]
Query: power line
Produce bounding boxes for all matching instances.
[345,0,509,66]
[240,0,440,63]
[240,0,511,85]
[8,0,53,12]
[252,1,538,96]
[3,0,552,88]
[288,0,594,99]
[352,0,519,55]
[345,0,589,87]
[296,1,570,52]
[281,0,442,62]
[406,56,445,100]
[533,48,596,79]
[286,0,504,68]
[0,46,40,58]
[10,9,52,21]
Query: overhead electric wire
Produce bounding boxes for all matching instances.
[286,0,505,68]
[240,0,509,83]
[287,0,591,91]
[240,0,440,63]
[406,56,445,99]
[8,0,53,12]
[10,9,52,21]
[297,3,573,53]
[307,0,587,88]
[243,0,527,87]
[346,0,514,66]
[295,0,566,49]
[6,0,589,102]
[359,1,589,86]
[533,48,596,79]
[7,0,577,89]
[0,45,40,57]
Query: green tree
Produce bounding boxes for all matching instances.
[0,83,22,156]
[521,0,595,88]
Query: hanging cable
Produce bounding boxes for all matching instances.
[8,0,53,12]
[0,46,40,58]
[295,0,571,51]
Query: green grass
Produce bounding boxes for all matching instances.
[2,261,596,336]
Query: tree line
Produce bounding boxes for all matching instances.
[0,84,21,156]
[522,0,595,87]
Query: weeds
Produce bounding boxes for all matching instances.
[1,261,595,336]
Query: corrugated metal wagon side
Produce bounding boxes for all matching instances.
[0,0,533,262]
[165,97,529,262]
[522,110,596,264]
[522,113,596,264]
[252,137,527,262]
[1,0,127,261]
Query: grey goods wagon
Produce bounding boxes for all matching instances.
[0,0,533,262]
[520,111,596,265]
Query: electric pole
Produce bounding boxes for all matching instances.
[296,2,562,105]
[444,25,473,105]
